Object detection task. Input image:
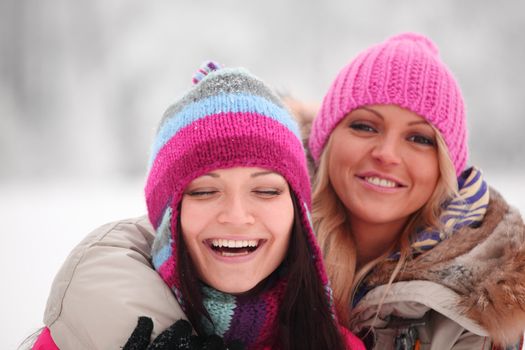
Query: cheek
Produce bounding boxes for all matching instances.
[413,156,440,198]
[327,147,358,201]
[180,201,207,245]
[263,197,294,242]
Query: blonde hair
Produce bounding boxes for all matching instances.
[312,126,458,326]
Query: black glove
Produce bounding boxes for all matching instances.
[123,316,192,350]
[123,316,154,350]
[123,316,244,350]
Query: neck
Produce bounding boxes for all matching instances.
[350,217,406,270]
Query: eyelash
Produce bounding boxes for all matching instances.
[253,189,282,197]
[408,135,435,146]
[350,122,376,133]
[186,190,217,197]
[185,189,283,198]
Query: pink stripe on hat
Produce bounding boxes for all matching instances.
[146,111,310,227]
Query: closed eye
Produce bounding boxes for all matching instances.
[185,189,218,197]
[252,189,283,198]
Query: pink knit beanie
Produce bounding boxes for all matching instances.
[309,32,468,176]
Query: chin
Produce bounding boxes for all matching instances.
[210,280,257,295]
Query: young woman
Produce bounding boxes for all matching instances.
[32,62,364,349]
[308,32,525,349]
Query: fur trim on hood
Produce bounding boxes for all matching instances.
[364,189,525,346]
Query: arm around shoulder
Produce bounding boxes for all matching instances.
[42,216,186,350]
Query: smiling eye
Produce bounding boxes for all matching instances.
[350,122,376,133]
[408,134,435,146]
[186,189,218,197]
[253,189,283,198]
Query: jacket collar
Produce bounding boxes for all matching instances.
[358,188,525,345]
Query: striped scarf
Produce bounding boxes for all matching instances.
[353,167,489,305]
[200,276,287,350]
[410,166,489,254]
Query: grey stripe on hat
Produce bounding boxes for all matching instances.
[158,69,286,130]
[151,206,173,262]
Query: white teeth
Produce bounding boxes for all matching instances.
[211,239,259,248]
[365,176,397,188]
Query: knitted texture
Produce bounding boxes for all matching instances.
[398,166,489,257]
[145,62,331,349]
[309,32,468,176]
[200,279,287,348]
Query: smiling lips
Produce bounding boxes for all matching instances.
[207,239,264,257]
[358,174,406,189]
[364,176,398,188]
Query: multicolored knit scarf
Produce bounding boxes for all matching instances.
[200,275,287,348]
[410,166,489,255]
[353,167,489,305]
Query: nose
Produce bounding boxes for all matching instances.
[217,194,255,225]
[370,136,402,166]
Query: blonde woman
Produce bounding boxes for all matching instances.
[308,33,525,349]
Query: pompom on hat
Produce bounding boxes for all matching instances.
[309,32,468,176]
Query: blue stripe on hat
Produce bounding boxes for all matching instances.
[149,93,300,167]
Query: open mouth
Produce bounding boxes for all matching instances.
[206,239,264,257]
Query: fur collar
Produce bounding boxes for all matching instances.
[364,189,525,346]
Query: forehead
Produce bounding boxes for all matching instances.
[192,167,285,181]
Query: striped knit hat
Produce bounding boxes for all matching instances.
[145,62,330,347]
[309,32,468,176]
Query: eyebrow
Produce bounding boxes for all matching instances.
[361,107,433,128]
[361,107,384,119]
[408,120,432,127]
[251,171,279,178]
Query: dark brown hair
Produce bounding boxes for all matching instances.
[177,193,346,350]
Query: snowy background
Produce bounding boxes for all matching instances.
[1,1,524,349]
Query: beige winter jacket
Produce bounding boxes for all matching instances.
[41,192,524,350]
[350,189,525,350]
[42,216,185,350]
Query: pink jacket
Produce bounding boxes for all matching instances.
[32,328,58,350]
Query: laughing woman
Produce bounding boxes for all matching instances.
[309,33,525,349]
[32,63,364,350]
